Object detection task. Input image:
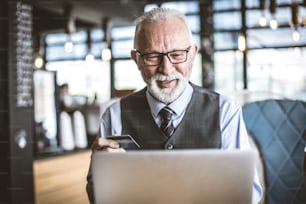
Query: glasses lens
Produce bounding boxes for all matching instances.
[168,51,187,63]
[139,48,189,66]
[144,53,161,65]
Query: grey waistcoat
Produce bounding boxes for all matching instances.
[121,84,221,150]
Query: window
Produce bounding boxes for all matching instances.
[46,61,111,102]
[112,26,135,58]
[43,0,306,103]
[45,30,111,102]
[248,48,306,100]
[248,27,306,48]
[215,51,244,93]
[213,0,306,101]
[114,60,145,91]
[45,31,88,61]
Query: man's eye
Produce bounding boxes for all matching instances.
[170,52,184,59]
[146,54,160,60]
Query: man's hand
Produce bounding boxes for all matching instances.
[91,136,125,152]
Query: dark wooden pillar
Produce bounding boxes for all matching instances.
[0,0,10,201]
[0,0,35,203]
[241,0,248,89]
[199,0,214,89]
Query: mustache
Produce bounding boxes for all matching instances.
[153,72,182,81]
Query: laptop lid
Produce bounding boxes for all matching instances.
[92,149,256,204]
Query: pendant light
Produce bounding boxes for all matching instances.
[101,17,112,61]
[269,0,278,29]
[259,0,267,27]
[85,29,95,62]
[291,2,300,42]
[64,3,76,53]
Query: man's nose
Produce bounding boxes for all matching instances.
[159,55,174,75]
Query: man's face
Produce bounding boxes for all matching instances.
[131,18,198,104]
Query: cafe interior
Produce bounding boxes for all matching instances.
[1,0,306,203]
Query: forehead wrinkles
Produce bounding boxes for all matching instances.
[135,19,190,51]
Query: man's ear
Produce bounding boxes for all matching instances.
[191,44,199,60]
[130,50,138,63]
[131,50,142,71]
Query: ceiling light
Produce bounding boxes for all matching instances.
[85,53,95,62]
[270,16,278,29]
[292,29,300,42]
[34,55,44,69]
[269,0,278,29]
[102,48,112,61]
[290,2,301,42]
[259,0,267,27]
[33,34,45,69]
[85,29,95,62]
[64,3,75,53]
[259,15,267,27]
[101,17,112,61]
[238,33,246,52]
[64,37,74,53]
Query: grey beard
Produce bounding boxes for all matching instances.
[145,72,188,104]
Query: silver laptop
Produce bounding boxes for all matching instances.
[92,149,256,204]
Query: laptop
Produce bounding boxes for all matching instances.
[92,149,256,204]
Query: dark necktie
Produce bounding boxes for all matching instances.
[159,106,175,137]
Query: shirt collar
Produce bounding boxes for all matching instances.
[146,83,193,118]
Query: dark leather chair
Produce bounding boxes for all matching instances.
[242,99,306,204]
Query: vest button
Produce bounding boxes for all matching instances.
[167,144,173,150]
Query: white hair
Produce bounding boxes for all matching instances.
[133,7,193,48]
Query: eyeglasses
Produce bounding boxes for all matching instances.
[135,46,191,66]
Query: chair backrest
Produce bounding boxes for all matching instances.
[242,99,306,204]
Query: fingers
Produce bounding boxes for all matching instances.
[91,136,120,152]
[98,138,120,149]
[106,147,126,153]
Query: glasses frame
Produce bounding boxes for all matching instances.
[135,46,192,66]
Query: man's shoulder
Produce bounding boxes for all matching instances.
[120,87,147,102]
[117,87,148,111]
[190,83,240,110]
[101,98,120,115]
[191,83,220,98]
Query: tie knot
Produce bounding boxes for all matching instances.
[159,107,173,121]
